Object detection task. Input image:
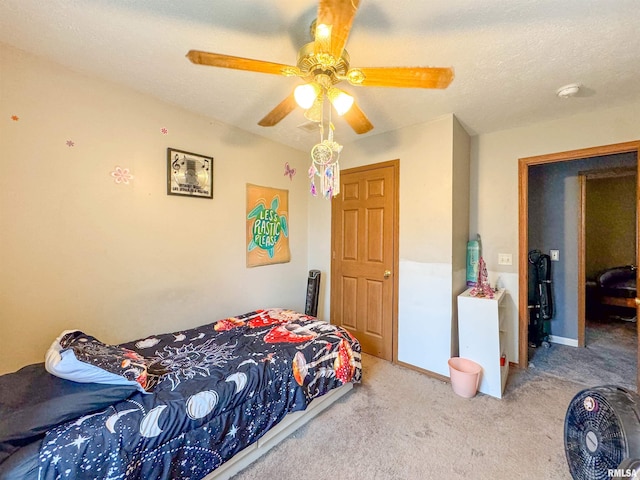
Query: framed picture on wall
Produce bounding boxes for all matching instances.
[167,148,214,198]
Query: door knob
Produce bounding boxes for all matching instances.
[635,297,640,306]
[384,270,391,279]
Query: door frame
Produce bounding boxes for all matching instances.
[330,159,400,362]
[518,140,640,385]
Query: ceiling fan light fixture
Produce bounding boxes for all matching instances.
[315,23,331,41]
[327,86,354,116]
[186,0,450,138]
[294,83,322,109]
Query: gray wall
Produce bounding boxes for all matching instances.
[528,153,637,339]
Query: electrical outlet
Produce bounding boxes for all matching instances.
[550,249,560,261]
[498,253,512,265]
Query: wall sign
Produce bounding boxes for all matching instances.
[246,184,290,267]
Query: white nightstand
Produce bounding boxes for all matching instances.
[457,288,508,398]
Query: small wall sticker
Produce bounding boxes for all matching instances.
[66,140,75,147]
[284,162,296,180]
[110,166,134,185]
[11,115,19,121]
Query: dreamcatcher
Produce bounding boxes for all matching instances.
[307,97,342,198]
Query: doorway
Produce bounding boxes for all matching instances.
[581,168,637,344]
[518,141,640,387]
[330,160,399,361]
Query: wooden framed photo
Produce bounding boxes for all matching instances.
[167,148,213,199]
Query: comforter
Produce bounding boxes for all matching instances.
[37,308,362,480]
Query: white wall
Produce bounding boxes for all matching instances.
[0,44,309,373]
[307,192,332,321]
[451,118,471,356]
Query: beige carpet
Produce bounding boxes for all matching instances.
[231,354,583,480]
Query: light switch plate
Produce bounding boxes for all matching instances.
[550,249,559,261]
[498,253,512,265]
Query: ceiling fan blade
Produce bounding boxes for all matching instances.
[315,0,360,60]
[258,92,298,127]
[347,66,454,89]
[342,101,373,134]
[187,50,299,76]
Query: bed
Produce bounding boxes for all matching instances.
[0,308,362,480]
[596,265,637,309]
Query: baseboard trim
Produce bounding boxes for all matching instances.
[549,335,578,347]
[395,360,450,383]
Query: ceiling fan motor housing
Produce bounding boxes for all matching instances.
[296,42,350,84]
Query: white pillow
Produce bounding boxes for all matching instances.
[45,330,150,393]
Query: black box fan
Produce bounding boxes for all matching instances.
[564,386,640,479]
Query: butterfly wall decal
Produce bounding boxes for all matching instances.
[284,162,296,180]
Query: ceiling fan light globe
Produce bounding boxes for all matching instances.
[315,23,331,41]
[294,83,321,109]
[327,87,354,116]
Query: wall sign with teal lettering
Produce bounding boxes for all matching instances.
[246,184,290,267]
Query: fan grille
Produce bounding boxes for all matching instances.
[564,387,639,480]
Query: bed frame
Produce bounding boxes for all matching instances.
[204,382,353,479]
[600,295,636,309]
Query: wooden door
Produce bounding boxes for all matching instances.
[331,160,398,361]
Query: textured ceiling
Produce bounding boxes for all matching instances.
[1,0,639,151]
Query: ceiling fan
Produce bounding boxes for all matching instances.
[186,0,454,135]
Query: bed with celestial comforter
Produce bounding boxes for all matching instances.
[0,308,362,480]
